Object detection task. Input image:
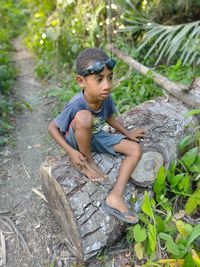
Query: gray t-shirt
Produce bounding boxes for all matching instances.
[54,91,116,134]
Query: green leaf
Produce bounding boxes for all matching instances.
[185,109,200,118]
[141,191,155,221]
[178,135,194,151]
[21,98,33,112]
[134,242,144,260]
[167,160,177,183]
[181,147,198,168]
[153,166,166,201]
[156,165,166,184]
[170,173,185,188]
[155,216,165,233]
[188,154,200,173]
[161,201,172,222]
[178,174,190,193]
[133,224,147,243]
[138,213,149,224]
[159,233,180,256]
[147,223,156,253]
[185,188,200,215]
[183,252,195,267]
[187,224,200,246]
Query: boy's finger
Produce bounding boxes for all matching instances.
[138,130,145,134]
[138,133,145,137]
[80,156,87,163]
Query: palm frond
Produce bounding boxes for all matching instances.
[121,18,200,65]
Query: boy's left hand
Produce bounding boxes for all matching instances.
[127,128,145,142]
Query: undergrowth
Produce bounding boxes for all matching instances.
[0,0,27,147]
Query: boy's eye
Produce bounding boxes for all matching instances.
[95,77,103,83]
[94,75,113,83]
[94,75,103,82]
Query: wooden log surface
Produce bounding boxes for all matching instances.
[40,95,199,261]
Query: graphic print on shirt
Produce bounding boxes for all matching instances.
[92,115,106,134]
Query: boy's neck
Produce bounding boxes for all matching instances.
[83,91,103,111]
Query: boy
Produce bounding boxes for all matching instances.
[48,48,144,224]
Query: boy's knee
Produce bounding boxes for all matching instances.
[130,142,142,159]
[74,110,93,129]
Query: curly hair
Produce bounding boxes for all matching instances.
[76,48,109,75]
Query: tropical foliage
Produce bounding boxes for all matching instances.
[24,0,108,78]
[127,110,200,266]
[0,0,27,146]
[118,0,200,65]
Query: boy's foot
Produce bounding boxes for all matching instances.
[76,160,107,182]
[102,195,138,224]
[89,161,108,180]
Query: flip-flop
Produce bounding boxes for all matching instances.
[102,201,139,224]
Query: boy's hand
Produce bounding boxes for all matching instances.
[127,128,145,142]
[69,150,87,167]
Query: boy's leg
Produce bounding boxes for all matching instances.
[73,110,106,181]
[105,139,142,221]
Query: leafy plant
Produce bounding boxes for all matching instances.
[0,0,28,148]
[24,0,107,78]
[127,108,200,265]
[118,0,200,65]
[137,20,200,65]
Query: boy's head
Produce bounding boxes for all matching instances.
[76,48,116,77]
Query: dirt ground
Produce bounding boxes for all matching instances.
[0,38,81,267]
[0,38,133,267]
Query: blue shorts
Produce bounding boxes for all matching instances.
[65,127,126,156]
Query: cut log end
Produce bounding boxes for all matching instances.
[40,163,83,259]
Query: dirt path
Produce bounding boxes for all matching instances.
[0,38,76,267]
[0,38,130,267]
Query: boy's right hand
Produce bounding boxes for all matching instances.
[69,150,87,167]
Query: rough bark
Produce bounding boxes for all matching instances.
[40,155,136,261]
[40,94,199,261]
[106,44,200,109]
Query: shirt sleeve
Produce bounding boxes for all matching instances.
[54,104,75,133]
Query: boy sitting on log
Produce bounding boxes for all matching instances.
[48,48,144,224]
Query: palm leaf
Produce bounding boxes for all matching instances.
[121,14,200,65]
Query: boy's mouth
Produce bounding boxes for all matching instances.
[100,93,109,98]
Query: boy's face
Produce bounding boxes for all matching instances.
[76,66,113,101]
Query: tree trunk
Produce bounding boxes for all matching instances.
[40,94,199,261]
[106,44,200,109]
[40,155,136,261]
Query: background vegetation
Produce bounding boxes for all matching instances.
[0,0,27,146]
[1,0,200,266]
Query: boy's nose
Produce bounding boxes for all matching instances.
[102,80,111,91]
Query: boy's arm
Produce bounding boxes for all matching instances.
[106,115,145,142]
[106,115,130,137]
[48,120,86,166]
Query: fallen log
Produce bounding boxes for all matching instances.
[107,44,200,109]
[40,47,200,261]
[40,94,199,261]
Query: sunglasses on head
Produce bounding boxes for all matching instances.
[81,58,116,77]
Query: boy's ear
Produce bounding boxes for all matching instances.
[76,75,86,88]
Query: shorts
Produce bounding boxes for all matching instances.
[65,127,126,156]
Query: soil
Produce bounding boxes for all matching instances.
[0,38,77,267]
[0,38,132,267]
